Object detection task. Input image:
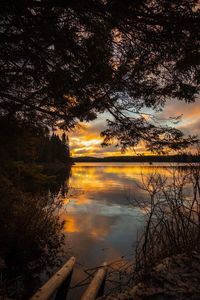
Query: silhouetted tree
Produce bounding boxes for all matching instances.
[39,132,70,163]
[0,116,71,298]
[0,0,199,151]
[0,117,71,182]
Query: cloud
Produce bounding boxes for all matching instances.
[179,119,200,137]
[67,99,200,157]
[158,98,200,124]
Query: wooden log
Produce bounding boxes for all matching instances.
[80,263,107,300]
[30,256,76,300]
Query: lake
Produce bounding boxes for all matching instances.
[0,162,195,299]
[60,162,191,298]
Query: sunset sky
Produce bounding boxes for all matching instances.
[69,98,200,157]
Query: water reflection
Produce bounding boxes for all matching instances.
[1,162,196,299]
[62,162,200,298]
[65,163,172,241]
[64,163,183,298]
[0,171,70,299]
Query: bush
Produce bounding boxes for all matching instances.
[135,165,200,280]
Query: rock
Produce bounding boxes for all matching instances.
[100,252,200,300]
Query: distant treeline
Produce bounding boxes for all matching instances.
[0,116,71,196]
[73,155,200,163]
[0,116,71,168]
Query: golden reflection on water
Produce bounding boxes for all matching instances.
[62,163,174,239]
[60,162,187,268]
[62,163,192,299]
[62,213,111,239]
[63,215,80,233]
[69,163,171,192]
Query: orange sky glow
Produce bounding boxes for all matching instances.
[69,124,150,157]
[67,99,200,157]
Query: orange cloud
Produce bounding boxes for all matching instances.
[158,98,200,122]
[68,120,152,157]
[63,98,200,157]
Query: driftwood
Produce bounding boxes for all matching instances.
[81,263,107,300]
[30,256,76,300]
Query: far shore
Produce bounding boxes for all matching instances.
[72,154,200,163]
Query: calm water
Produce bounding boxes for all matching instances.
[60,162,189,298]
[1,162,194,299]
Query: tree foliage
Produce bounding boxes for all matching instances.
[0,0,200,151]
[0,117,71,298]
[0,117,71,194]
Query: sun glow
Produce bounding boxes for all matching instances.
[69,123,151,157]
[66,98,200,158]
